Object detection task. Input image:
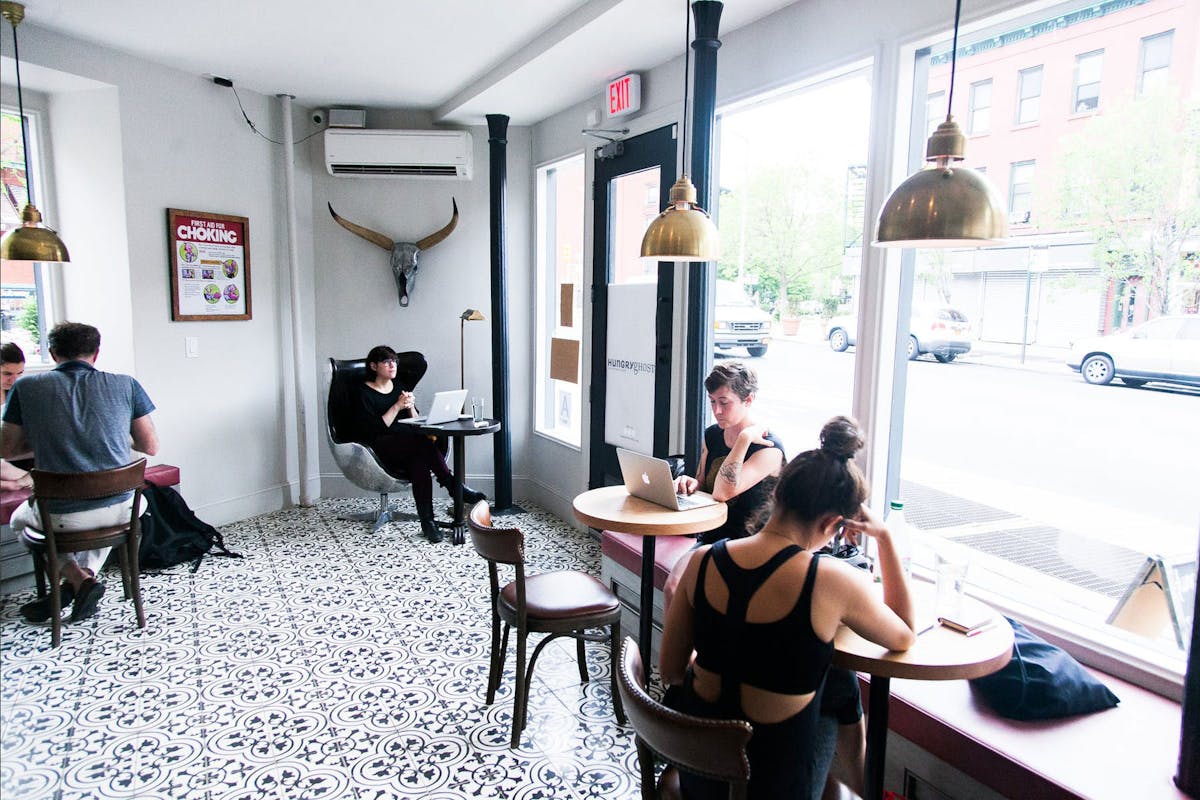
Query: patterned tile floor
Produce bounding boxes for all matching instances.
[0,498,652,799]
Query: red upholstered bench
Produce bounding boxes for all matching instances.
[599,530,697,661]
[600,530,696,590]
[873,666,1186,799]
[0,463,180,525]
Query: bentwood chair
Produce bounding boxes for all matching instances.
[617,637,753,800]
[326,353,429,532]
[467,500,626,748]
[22,459,148,648]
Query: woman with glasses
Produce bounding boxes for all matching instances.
[346,345,485,542]
[660,416,916,799]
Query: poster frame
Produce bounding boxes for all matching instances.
[167,208,252,321]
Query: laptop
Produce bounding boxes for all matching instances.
[616,448,719,511]
[398,388,469,426]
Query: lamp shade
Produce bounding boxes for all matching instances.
[460,308,486,321]
[875,117,1006,249]
[640,175,720,262]
[0,203,71,265]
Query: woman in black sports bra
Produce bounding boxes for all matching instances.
[660,416,917,799]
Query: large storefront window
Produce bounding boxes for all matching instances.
[534,154,585,447]
[898,0,1198,680]
[1,107,56,364]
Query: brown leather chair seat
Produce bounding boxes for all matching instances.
[500,571,621,619]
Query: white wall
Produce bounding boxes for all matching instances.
[309,113,534,499]
[8,24,320,524]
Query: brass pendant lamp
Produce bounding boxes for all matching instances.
[874,0,1006,248]
[639,0,719,262]
[0,1,70,265]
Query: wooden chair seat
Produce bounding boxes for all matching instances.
[468,500,626,748]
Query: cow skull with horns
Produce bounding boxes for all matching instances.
[327,199,459,307]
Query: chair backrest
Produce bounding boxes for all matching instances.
[30,459,148,545]
[617,637,752,800]
[327,352,427,443]
[467,499,524,566]
[30,458,148,502]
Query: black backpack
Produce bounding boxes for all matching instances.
[138,483,241,572]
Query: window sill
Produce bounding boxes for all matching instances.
[532,428,582,452]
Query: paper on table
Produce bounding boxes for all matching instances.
[937,606,995,634]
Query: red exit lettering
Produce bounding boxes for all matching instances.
[605,73,641,119]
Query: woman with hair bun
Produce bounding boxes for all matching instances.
[660,416,916,799]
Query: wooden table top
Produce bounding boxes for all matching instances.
[396,417,501,436]
[833,595,1014,681]
[572,485,727,537]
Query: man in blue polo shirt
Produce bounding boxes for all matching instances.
[1,322,159,624]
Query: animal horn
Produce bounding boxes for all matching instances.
[414,198,459,251]
[328,203,394,252]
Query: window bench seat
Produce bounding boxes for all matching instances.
[1,463,181,594]
[876,664,1186,799]
[599,530,695,660]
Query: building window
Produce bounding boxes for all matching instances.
[1016,65,1043,124]
[0,107,56,364]
[1008,160,1034,224]
[534,154,585,447]
[925,91,945,139]
[1073,50,1103,113]
[1138,30,1173,95]
[968,79,992,134]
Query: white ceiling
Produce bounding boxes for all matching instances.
[15,0,800,125]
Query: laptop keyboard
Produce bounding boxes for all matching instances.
[676,494,704,509]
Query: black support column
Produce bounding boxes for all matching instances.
[487,114,514,509]
[683,1,723,474]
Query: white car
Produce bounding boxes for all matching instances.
[1066,315,1200,389]
[714,280,772,357]
[827,305,973,362]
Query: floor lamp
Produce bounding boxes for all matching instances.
[460,308,486,389]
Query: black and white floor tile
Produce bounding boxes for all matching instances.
[0,498,658,799]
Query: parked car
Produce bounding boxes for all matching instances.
[1066,315,1200,389]
[826,305,973,362]
[714,280,772,357]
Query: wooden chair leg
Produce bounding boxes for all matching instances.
[510,627,527,748]
[116,544,132,600]
[610,621,626,725]
[636,738,658,800]
[575,636,589,683]
[485,611,504,705]
[47,553,63,649]
[128,538,146,629]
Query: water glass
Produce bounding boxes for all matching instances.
[935,550,970,613]
[472,397,485,423]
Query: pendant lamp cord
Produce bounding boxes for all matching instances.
[8,15,33,199]
[681,0,691,177]
[945,0,962,122]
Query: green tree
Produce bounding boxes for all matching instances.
[1051,94,1200,315]
[19,300,39,342]
[717,163,843,318]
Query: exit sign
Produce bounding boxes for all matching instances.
[606,73,642,119]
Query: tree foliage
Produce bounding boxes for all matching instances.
[19,300,39,342]
[717,162,845,317]
[1051,94,1200,314]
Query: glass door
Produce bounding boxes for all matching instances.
[588,125,678,487]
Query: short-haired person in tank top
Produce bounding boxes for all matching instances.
[660,416,916,799]
[662,362,785,612]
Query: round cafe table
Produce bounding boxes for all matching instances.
[833,595,1014,800]
[573,485,726,683]
[400,417,500,545]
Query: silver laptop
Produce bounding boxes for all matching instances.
[616,448,719,511]
[398,388,468,426]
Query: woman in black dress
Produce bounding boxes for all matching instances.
[347,345,485,542]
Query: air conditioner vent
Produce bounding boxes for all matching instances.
[324,129,472,180]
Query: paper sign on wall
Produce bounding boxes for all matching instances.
[604,282,656,455]
[560,283,574,328]
[550,337,580,384]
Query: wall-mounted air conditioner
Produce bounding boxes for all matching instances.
[324,129,473,179]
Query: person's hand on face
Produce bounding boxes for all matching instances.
[840,503,888,544]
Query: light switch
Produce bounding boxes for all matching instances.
[185,337,199,358]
